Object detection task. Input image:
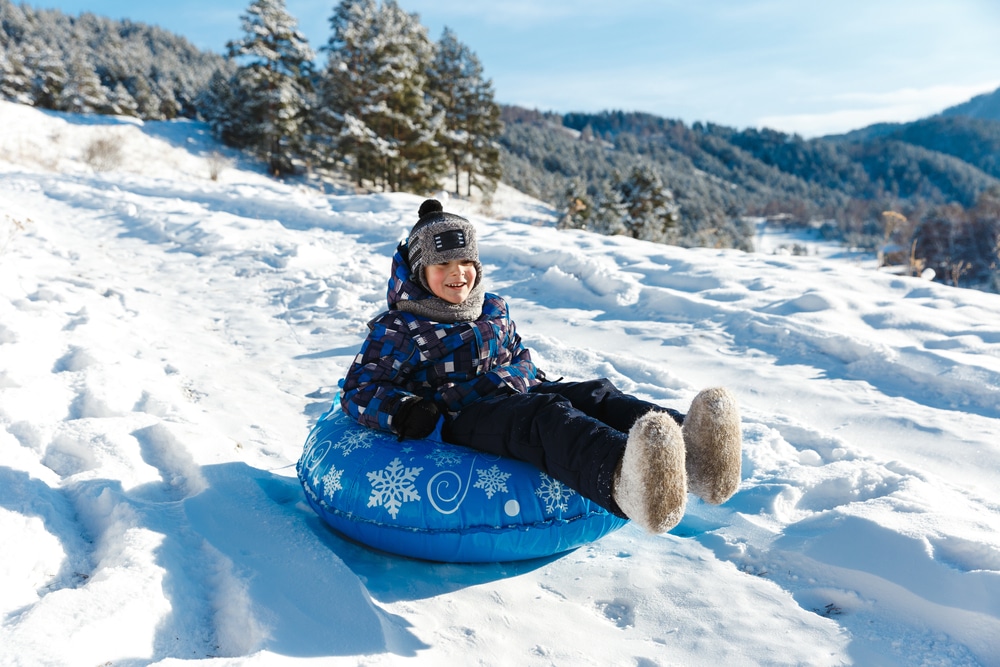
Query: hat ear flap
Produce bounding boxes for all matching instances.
[402,239,430,292]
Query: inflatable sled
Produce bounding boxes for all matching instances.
[297,408,628,563]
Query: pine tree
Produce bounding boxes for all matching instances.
[0,44,32,104]
[130,76,164,120]
[613,165,679,242]
[28,48,67,110]
[0,0,29,46]
[225,0,314,175]
[57,52,108,113]
[464,76,503,199]
[427,27,502,198]
[104,80,139,117]
[201,68,251,147]
[559,179,592,230]
[319,0,445,193]
[591,180,628,236]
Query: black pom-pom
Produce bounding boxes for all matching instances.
[418,199,443,218]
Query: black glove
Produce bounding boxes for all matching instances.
[394,398,440,440]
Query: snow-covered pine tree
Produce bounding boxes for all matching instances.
[104,80,139,117]
[28,48,67,110]
[0,43,32,104]
[558,179,593,230]
[319,0,445,193]
[128,76,164,120]
[613,164,679,243]
[200,68,251,147]
[0,0,29,46]
[427,27,502,198]
[464,76,503,200]
[57,52,108,113]
[590,179,628,236]
[225,0,315,176]
[1,3,31,104]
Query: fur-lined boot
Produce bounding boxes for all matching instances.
[682,387,742,505]
[612,410,687,533]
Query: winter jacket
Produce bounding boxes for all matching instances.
[341,243,544,434]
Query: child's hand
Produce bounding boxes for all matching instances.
[395,398,441,440]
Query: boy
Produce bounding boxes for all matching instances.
[341,199,742,533]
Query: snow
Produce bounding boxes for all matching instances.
[2,99,999,666]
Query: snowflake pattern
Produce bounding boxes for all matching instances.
[321,466,344,496]
[534,473,575,513]
[427,447,465,468]
[335,427,377,457]
[474,464,511,499]
[367,457,423,519]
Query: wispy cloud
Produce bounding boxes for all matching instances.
[758,81,1000,137]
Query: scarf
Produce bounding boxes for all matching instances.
[395,281,486,324]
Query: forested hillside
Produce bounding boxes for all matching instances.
[0,0,229,118]
[501,106,1000,291]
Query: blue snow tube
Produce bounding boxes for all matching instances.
[297,407,628,563]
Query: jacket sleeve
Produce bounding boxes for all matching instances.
[488,322,541,392]
[340,315,422,434]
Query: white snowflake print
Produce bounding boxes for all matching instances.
[474,465,511,499]
[367,457,423,519]
[534,473,576,513]
[428,447,465,468]
[335,427,376,457]
[321,466,344,496]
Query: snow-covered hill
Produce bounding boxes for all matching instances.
[2,100,999,666]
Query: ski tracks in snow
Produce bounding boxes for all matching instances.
[1,188,246,662]
[0,174,416,664]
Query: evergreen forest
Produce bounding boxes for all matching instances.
[3,0,1000,292]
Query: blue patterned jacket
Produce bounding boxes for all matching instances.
[341,243,543,434]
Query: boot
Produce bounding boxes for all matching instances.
[613,410,687,533]
[682,387,742,505]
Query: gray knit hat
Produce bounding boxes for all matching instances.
[408,199,483,292]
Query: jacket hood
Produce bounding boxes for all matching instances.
[386,242,431,311]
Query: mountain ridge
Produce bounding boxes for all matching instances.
[939,85,1000,122]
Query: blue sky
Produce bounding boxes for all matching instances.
[31,0,1000,137]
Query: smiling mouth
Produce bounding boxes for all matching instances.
[446,282,467,289]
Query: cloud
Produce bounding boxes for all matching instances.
[757,81,1000,137]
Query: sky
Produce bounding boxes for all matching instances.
[3,99,1000,665]
[24,1,1000,134]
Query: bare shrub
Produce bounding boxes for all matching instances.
[1,214,32,261]
[83,135,124,172]
[207,151,233,181]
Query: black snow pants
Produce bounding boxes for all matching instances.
[443,378,682,519]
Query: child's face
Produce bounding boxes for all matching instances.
[425,259,477,304]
